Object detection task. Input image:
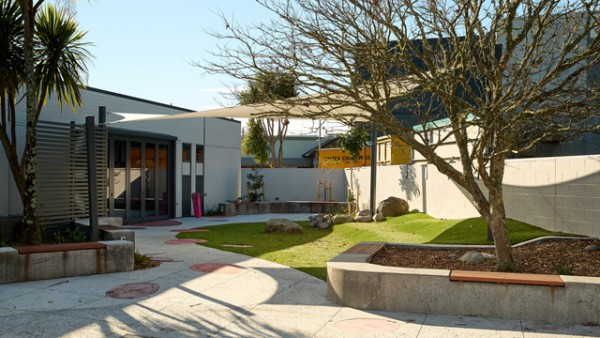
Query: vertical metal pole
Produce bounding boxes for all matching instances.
[86,116,99,241]
[369,124,377,213]
[98,106,106,125]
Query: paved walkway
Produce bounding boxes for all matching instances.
[1,214,598,337]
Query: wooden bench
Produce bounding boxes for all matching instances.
[343,243,385,255]
[17,242,107,255]
[450,270,565,287]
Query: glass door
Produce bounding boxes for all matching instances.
[108,137,172,224]
[144,143,156,218]
[129,141,142,220]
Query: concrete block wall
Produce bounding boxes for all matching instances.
[503,155,600,237]
[0,240,134,284]
[344,155,600,237]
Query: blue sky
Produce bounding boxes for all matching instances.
[74,1,347,135]
[75,1,272,111]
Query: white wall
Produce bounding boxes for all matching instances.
[241,167,347,202]
[346,155,600,238]
[204,118,241,211]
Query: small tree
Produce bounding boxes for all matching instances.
[241,118,270,165]
[338,123,370,161]
[201,0,600,264]
[245,167,265,202]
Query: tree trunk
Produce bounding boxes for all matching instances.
[488,153,513,263]
[19,0,42,244]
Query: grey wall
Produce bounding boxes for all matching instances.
[241,168,347,202]
[346,155,600,238]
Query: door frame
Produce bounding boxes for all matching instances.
[107,130,176,224]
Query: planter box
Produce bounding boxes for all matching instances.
[327,242,600,325]
[217,201,352,216]
[0,240,134,284]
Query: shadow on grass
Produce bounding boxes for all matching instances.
[177,221,334,268]
[428,217,572,245]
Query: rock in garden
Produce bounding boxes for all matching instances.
[356,209,372,217]
[265,219,303,234]
[584,244,600,252]
[377,197,409,217]
[308,214,334,229]
[373,212,386,222]
[481,252,496,260]
[459,251,486,264]
[333,214,354,225]
[355,216,372,223]
[317,218,333,229]
[355,209,372,223]
[448,253,460,260]
[308,214,326,228]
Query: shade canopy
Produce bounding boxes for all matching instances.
[111,80,418,123]
[136,94,371,122]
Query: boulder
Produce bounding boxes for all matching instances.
[373,212,386,222]
[459,251,486,264]
[317,214,333,229]
[308,214,325,227]
[356,209,372,217]
[377,197,410,217]
[448,253,460,260]
[308,214,334,229]
[355,209,372,223]
[333,214,354,225]
[584,244,600,252]
[265,219,303,234]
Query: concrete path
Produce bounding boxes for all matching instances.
[1,214,598,338]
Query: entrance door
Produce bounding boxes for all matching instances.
[108,137,173,224]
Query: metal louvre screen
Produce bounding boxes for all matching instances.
[36,120,107,225]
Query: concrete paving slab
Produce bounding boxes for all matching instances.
[197,283,277,308]
[2,313,128,338]
[521,321,600,337]
[267,277,332,306]
[0,310,48,332]
[317,307,425,338]
[2,287,105,311]
[418,314,524,338]
[125,304,242,337]
[221,308,333,338]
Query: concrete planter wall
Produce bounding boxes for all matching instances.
[219,201,352,216]
[327,243,600,325]
[0,240,134,284]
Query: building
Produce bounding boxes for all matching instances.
[0,87,241,225]
[241,135,326,168]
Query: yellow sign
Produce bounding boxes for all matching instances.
[318,148,372,168]
[377,135,411,165]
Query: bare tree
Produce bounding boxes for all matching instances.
[200,0,600,264]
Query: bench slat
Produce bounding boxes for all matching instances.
[343,243,385,255]
[450,270,565,287]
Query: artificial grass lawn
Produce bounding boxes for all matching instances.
[177,213,572,280]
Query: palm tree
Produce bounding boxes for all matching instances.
[0,2,91,244]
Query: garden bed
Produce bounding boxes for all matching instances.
[327,242,600,325]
